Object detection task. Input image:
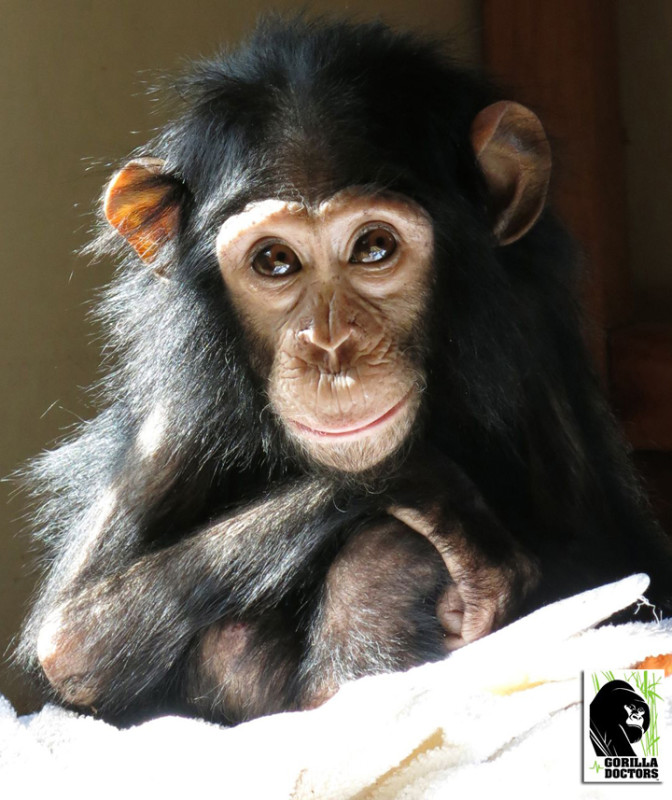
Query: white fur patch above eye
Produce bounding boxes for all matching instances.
[137,405,168,457]
[216,199,305,251]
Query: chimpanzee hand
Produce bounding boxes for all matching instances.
[387,447,539,648]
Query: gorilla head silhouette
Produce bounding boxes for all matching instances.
[590,679,650,757]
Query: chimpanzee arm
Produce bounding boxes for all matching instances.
[33,477,335,713]
[34,463,536,720]
[295,453,540,710]
[187,495,536,720]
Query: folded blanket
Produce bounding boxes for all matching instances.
[1,574,670,799]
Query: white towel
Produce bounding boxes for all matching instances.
[1,574,670,800]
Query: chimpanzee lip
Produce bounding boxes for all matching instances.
[290,393,411,439]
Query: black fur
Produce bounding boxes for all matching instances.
[19,15,672,724]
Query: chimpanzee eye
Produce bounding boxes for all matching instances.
[350,228,397,264]
[252,243,302,277]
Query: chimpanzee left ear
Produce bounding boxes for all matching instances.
[471,101,551,245]
[104,157,184,271]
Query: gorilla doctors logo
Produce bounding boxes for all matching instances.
[583,670,663,783]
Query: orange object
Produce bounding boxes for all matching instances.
[634,653,672,676]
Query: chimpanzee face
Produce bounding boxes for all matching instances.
[215,190,433,473]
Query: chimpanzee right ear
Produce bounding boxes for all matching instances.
[104,158,184,271]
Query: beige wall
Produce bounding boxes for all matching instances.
[618,1,672,319]
[0,0,480,709]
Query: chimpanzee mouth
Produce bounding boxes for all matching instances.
[289,392,412,440]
